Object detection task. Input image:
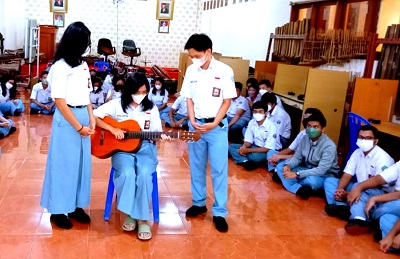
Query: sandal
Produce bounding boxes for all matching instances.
[122,216,137,232]
[137,223,152,240]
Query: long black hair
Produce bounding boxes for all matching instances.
[121,72,154,113]
[54,22,91,67]
[91,76,103,94]
[0,74,16,98]
[151,76,166,96]
[112,75,124,92]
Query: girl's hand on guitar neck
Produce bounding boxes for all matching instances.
[110,127,126,140]
[160,133,171,141]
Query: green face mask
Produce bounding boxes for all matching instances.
[306,127,321,139]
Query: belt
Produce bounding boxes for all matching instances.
[67,104,87,109]
[196,115,226,127]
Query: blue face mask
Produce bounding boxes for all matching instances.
[306,127,321,139]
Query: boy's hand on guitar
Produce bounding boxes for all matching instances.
[160,133,171,141]
[110,127,126,140]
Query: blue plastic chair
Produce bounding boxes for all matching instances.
[345,112,371,163]
[104,167,160,222]
[94,61,110,73]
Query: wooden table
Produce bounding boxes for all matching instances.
[375,122,400,138]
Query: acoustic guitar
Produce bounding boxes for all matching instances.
[91,116,200,159]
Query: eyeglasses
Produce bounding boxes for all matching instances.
[357,136,375,140]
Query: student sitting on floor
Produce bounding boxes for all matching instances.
[227,82,252,143]
[276,110,340,200]
[324,125,394,221]
[261,92,291,150]
[0,111,16,138]
[246,78,261,107]
[267,108,321,174]
[105,75,124,102]
[30,77,56,115]
[259,79,283,109]
[89,77,105,109]
[228,101,277,171]
[345,160,399,236]
[163,95,189,130]
[0,74,25,116]
[148,77,170,121]
[379,211,400,253]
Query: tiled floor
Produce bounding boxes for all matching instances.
[0,88,397,258]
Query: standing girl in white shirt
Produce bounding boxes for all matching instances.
[40,22,95,229]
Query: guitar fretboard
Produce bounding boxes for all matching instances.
[124,131,179,139]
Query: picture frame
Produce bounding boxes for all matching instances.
[53,12,65,28]
[50,0,68,13]
[156,0,174,20]
[158,20,170,34]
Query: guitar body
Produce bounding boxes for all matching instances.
[91,116,142,159]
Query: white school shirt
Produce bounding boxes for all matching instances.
[148,89,169,107]
[30,82,53,103]
[227,95,252,120]
[246,94,261,105]
[171,95,188,116]
[244,118,277,150]
[267,105,291,141]
[288,129,307,151]
[180,57,237,119]
[48,59,92,106]
[344,145,394,183]
[93,98,162,132]
[102,75,113,94]
[89,90,105,107]
[379,160,400,192]
[0,87,10,103]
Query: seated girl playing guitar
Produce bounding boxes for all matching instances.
[93,72,170,241]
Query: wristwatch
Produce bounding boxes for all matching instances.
[295,172,300,178]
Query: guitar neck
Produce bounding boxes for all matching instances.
[124,131,179,139]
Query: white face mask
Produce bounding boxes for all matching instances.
[82,46,91,57]
[94,87,99,91]
[253,113,265,122]
[155,84,162,90]
[5,82,13,89]
[132,94,146,104]
[259,89,267,96]
[356,139,375,152]
[267,104,272,112]
[191,53,207,67]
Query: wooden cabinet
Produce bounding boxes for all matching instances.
[39,25,57,61]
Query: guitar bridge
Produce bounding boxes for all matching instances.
[100,130,105,146]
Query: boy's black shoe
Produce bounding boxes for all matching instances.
[50,214,73,229]
[272,171,282,184]
[30,109,39,115]
[185,205,207,217]
[242,161,257,171]
[67,208,91,223]
[324,204,350,221]
[345,219,371,235]
[296,186,313,200]
[9,126,17,134]
[213,216,228,232]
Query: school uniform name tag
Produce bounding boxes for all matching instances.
[212,87,221,97]
[144,120,151,130]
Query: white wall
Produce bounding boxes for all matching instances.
[201,0,291,67]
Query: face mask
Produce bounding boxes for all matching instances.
[306,127,321,139]
[155,84,162,90]
[253,113,265,122]
[5,82,13,89]
[356,139,374,152]
[94,87,99,91]
[132,94,146,104]
[82,46,91,57]
[191,53,207,67]
[267,104,272,112]
[259,89,267,96]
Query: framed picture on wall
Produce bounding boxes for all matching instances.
[50,0,68,13]
[53,13,65,28]
[156,0,174,20]
[158,20,170,33]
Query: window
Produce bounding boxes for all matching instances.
[345,1,368,31]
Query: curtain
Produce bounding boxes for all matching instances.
[0,0,26,50]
